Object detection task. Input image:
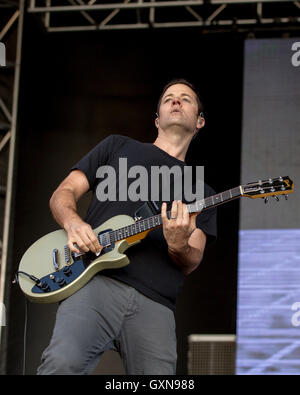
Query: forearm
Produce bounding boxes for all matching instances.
[49,171,101,254]
[168,243,203,275]
[49,187,82,231]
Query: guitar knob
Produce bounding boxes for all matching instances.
[63,266,72,276]
[56,277,66,287]
[274,196,280,202]
[39,281,50,292]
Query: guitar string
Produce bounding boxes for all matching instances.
[106,182,289,245]
[107,186,242,244]
[79,182,288,248]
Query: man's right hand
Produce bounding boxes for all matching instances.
[49,169,103,255]
[65,219,103,256]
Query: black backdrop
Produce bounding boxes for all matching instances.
[5,13,243,375]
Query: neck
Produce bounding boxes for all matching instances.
[153,131,192,162]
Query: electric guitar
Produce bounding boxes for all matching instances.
[17,176,294,304]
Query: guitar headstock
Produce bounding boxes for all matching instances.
[242,176,294,200]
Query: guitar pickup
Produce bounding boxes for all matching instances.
[98,230,112,248]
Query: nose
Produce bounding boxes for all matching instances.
[171,97,182,106]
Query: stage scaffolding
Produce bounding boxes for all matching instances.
[0,0,299,374]
[28,0,300,32]
[0,0,24,373]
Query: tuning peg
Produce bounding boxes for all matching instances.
[264,197,269,204]
[284,194,288,200]
[274,195,280,202]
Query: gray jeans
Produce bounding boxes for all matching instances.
[37,275,177,375]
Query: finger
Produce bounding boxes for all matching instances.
[161,202,167,222]
[189,213,197,231]
[71,225,95,253]
[75,236,90,253]
[176,200,183,222]
[170,200,178,220]
[82,234,97,253]
[68,227,89,253]
[82,230,103,254]
[68,239,80,254]
[182,203,190,225]
[87,232,103,255]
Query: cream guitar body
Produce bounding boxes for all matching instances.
[18,215,144,303]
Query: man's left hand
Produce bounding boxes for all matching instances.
[161,200,197,253]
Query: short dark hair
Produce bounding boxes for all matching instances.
[156,78,204,116]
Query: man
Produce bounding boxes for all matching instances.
[37,79,216,375]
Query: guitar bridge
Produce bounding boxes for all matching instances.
[64,245,71,264]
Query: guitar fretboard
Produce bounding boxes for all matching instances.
[104,186,242,244]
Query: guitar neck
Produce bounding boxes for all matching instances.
[187,185,242,214]
[107,186,243,244]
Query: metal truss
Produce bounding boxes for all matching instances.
[0,0,25,372]
[27,0,300,32]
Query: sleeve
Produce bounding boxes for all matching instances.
[195,183,217,245]
[70,134,118,191]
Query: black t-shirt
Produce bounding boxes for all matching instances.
[71,134,217,311]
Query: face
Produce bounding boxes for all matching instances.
[156,84,202,133]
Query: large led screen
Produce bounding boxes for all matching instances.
[236,38,300,375]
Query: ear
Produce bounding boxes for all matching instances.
[197,114,205,129]
[155,117,159,129]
